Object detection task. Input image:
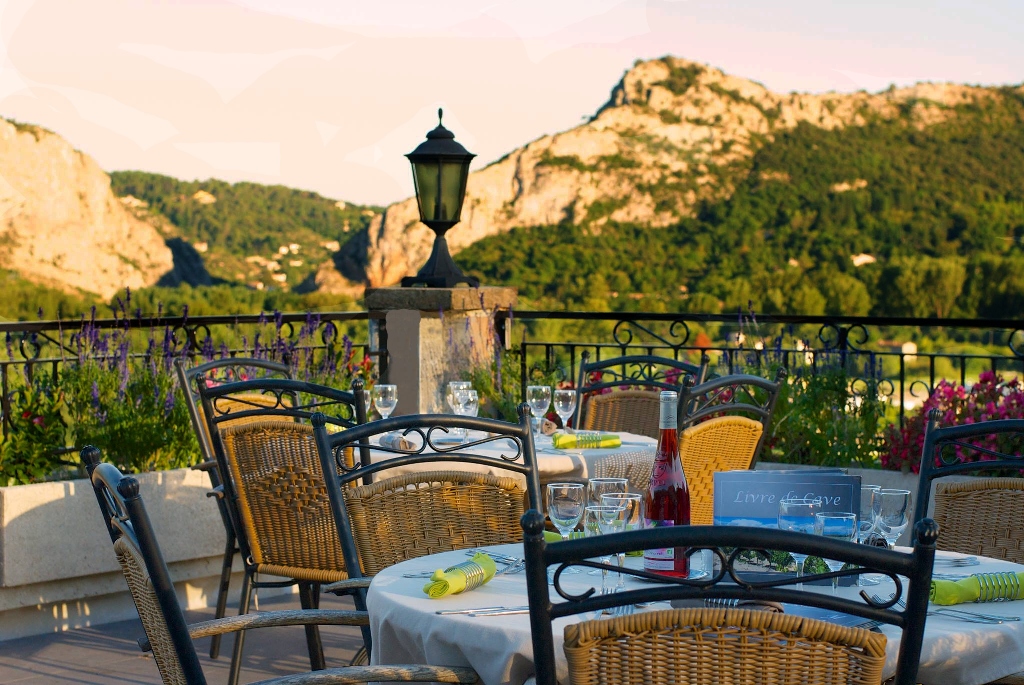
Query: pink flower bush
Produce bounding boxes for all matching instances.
[882,371,1024,473]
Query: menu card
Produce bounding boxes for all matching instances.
[713,469,861,527]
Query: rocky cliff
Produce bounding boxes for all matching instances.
[0,119,174,299]
[330,56,989,290]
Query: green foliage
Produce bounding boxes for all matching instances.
[536,152,594,173]
[767,363,889,468]
[460,90,1024,319]
[0,375,72,485]
[658,109,682,125]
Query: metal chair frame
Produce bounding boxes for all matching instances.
[197,376,368,685]
[913,410,1024,526]
[82,447,477,685]
[571,351,710,432]
[176,357,293,660]
[677,368,787,465]
[311,404,543,655]
[521,509,939,685]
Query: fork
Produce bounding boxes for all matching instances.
[870,594,1009,623]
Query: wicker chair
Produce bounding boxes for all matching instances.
[912,414,1024,685]
[571,352,709,438]
[521,509,939,685]
[82,447,477,685]
[680,415,764,525]
[591,449,657,492]
[197,377,368,685]
[176,357,294,659]
[311,405,543,651]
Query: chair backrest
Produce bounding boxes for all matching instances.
[932,478,1024,562]
[197,377,368,579]
[175,357,293,470]
[678,368,786,466]
[913,411,1024,538]
[83,446,207,685]
[521,510,938,685]
[572,352,709,437]
[311,405,542,580]
[680,415,763,524]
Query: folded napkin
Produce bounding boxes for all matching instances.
[423,553,497,599]
[543,530,585,542]
[930,572,1024,605]
[379,432,415,450]
[552,432,622,450]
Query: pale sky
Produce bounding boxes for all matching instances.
[0,0,1020,206]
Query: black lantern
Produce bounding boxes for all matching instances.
[401,108,479,288]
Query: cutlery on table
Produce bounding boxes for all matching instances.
[436,606,529,615]
[870,594,1013,624]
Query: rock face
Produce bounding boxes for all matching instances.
[330,56,988,289]
[0,119,174,299]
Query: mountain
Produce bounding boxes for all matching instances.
[0,119,174,299]
[330,56,1018,295]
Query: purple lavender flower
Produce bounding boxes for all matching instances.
[91,381,101,410]
[5,333,12,360]
[274,310,283,331]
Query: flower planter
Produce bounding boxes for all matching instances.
[0,467,283,641]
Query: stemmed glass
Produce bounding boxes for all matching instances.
[456,389,479,443]
[857,485,882,585]
[372,384,398,420]
[547,483,585,574]
[778,497,822,586]
[553,389,577,433]
[527,385,551,437]
[597,504,629,589]
[446,381,471,440]
[584,505,621,591]
[874,489,912,549]
[814,512,858,595]
[602,492,642,589]
[586,478,627,574]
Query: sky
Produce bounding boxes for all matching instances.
[0,0,1020,206]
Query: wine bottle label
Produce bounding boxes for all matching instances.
[643,519,675,570]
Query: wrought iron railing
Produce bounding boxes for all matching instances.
[497,311,1024,427]
[0,311,387,437]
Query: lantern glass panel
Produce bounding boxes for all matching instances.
[412,160,440,222]
[439,161,468,221]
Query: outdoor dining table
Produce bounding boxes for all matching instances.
[363,430,656,486]
[367,543,1024,685]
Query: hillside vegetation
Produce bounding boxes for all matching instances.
[458,88,1024,318]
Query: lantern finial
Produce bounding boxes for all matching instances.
[438,108,443,125]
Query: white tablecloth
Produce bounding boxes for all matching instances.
[367,544,1024,685]
[364,431,656,487]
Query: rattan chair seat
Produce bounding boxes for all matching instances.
[343,470,526,577]
[581,390,660,438]
[591,449,655,492]
[563,607,887,685]
[932,477,1024,564]
[680,415,764,525]
[221,420,349,578]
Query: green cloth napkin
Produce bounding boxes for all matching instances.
[543,530,585,542]
[422,553,497,599]
[930,572,1024,605]
[551,432,622,449]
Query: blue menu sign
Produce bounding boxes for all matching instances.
[713,469,861,527]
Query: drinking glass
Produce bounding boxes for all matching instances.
[372,384,398,420]
[553,389,576,432]
[584,504,621,591]
[777,497,822,584]
[602,492,642,585]
[858,485,882,586]
[446,381,471,439]
[588,477,628,505]
[875,489,912,549]
[548,483,585,574]
[527,385,552,436]
[814,512,858,595]
[456,389,479,443]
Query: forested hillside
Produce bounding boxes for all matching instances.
[459,88,1024,318]
[109,172,379,292]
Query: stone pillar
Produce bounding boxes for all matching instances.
[366,287,517,414]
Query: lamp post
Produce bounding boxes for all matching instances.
[401,109,479,288]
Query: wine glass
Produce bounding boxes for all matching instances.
[584,504,621,591]
[372,384,398,420]
[858,485,882,586]
[814,512,858,595]
[778,497,822,585]
[588,477,628,504]
[456,389,479,443]
[547,483,585,574]
[874,489,912,549]
[446,381,471,413]
[553,389,576,433]
[598,503,629,589]
[527,385,552,436]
